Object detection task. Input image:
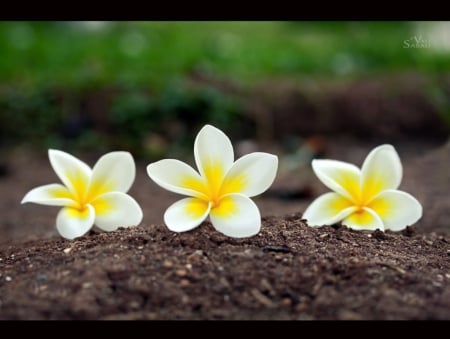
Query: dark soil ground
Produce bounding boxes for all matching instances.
[0,74,449,320]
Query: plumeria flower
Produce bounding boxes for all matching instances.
[21,150,143,240]
[303,144,422,231]
[147,124,278,238]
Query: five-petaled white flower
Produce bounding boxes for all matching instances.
[147,124,278,238]
[21,149,143,240]
[303,144,422,231]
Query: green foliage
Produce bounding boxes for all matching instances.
[1,21,449,89]
[0,87,62,147]
[110,83,242,159]
[0,21,449,154]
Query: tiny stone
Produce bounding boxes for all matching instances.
[185,263,192,270]
[180,279,190,287]
[432,281,442,287]
[187,250,203,264]
[63,247,72,254]
[319,233,328,238]
[282,298,292,306]
[129,301,140,309]
[137,246,144,250]
[5,276,12,282]
[176,269,187,277]
[445,273,450,279]
[163,260,173,268]
[436,274,444,282]
[82,282,92,289]
[36,273,47,282]
[223,294,230,302]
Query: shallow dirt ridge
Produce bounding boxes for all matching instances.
[0,216,449,320]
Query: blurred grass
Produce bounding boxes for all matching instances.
[1,21,449,90]
[0,21,449,156]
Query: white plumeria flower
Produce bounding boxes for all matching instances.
[147,124,278,238]
[303,144,422,231]
[21,149,143,240]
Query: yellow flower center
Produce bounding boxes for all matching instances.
[58,170,113,212]
[202,162,246,209]
[182,161,247,211]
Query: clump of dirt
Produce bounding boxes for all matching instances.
[0,216,448,320]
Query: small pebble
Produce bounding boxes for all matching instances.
[36,273,47,282]
[137,246,144,250]
[5,276,12,282]
[180,279,190,287]
[82,282,92,289]
[282,298,292,307]
[163,260,173,268]
[129,301,140,309]
[176,269,187,277]
[187,250,203,264]
[63,247,72,254]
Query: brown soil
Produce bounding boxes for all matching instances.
[0,74,449,320]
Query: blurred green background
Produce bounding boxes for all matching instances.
[1,21,449,158]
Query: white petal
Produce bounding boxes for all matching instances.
[368,189,422,231]
[210,193,261,238]
[21,184,76,207]
[91,192,143,231]
[221,152,278,197]
[194,125,234,194]
[342,207,384,231]
[90,151,136,198]
[361,144,402,202]
[164,197,211,232]
[48,149,92,200]
[312,159,361,203]
[56,204,95,240]
[147,159,208,199]
[303,192,357,227]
